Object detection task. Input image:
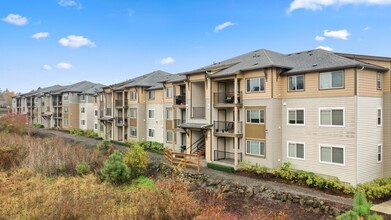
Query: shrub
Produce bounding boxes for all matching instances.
[76,162,91,176]
[70,128,84,136]
[357,177,391,200]
[97,139,110,152]
[124,144,148,179]
[0,113,28,134]
[101,151,130,184]
[84,129,98,138]
[140,141,164,152]
[207,162,235,173]
[132,176,154,189]
[32,124,44,128]
[337,191,383,220]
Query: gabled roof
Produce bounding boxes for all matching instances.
[114,70,172,91]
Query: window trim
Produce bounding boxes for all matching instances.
[246,109,265,124]
[319,107,345,127]
[130,91,137,100]
[288,75,305,92]
[319,70,345,90]
[377,108,382,127]
[80,95,85,101]
[81,107,85,113]
[148,128,155,138]
[287,108,305,126]
[245,139,266,158]
[63,94,69,101]
[148,91,155,100]
[377,72,382,90]
[81,119,86,126]
[377,144,382,163]
[166,108,173,120]
[287,141,305,160]
[94,110,98,116]
[319,144,345,166]
[129,108,137,119]
[166,87,173,98]
[148,109,155,119]
[245,77,265,93]
[166,131,173,143]
[130,127,137,137]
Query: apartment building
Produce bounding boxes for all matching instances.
[97,70,172,142]
[12,81,104,130]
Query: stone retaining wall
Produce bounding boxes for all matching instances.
[156,163,351,217]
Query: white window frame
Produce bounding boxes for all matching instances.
[166,87,173,98]
[319,144,345,166]
[130,108,137,118]
[377,108,382,126]
[166,131,173,142]
[81,107,85,113]
[148,128,155,138]
[63,119,68,126]
[166,108,173,120]
[148,109,155,119]
[246,139,265,157]
[80,95,85,101]
[148,91,155,100]
[130,91,137,100]
[319,107,345,127]
[81,120,86,126]
[288,75,304,91]
[246,77,265,93]
[63,94,69,101]
[64,107,68,113]
[246,109,265,124]
[377,144,382,163]
[130,127,137,137]
[319,70,344,89]
[94,123,98,130]
[287,108,305,126]
[94,110,98,116]
[377,72,382,90]
[287,141,305,160]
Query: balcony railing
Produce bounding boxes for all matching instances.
[214,150,242,163]
[174,119,186,128]
[175,95,186,106]
[115,100,128,107]
[116,117,127,126]
[54,113,63,118]
[191,107,205,118]
[214,91,242,105]
[106,108,112,116]
[214,121,242,134]
[26,102,32,107]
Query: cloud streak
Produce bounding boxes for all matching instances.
[32,32,49,39]
[56,62,73,69]
[42,64,52,71]
[59,35,96,48]
[2,14,28,26]
[324,29,350,40]
[158,57,175,65]
[288,0,391,12]
[58,0,82,9]
[214,21,235,32]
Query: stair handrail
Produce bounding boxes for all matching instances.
[185,136,205,153]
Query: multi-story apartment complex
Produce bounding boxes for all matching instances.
[12,81,104,130]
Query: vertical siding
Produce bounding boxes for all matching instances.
[357,97,383,183]
[281,97,357,184]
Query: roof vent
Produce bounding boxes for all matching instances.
[253,62,258,66]
[309,53,313,56]
[312,64,317,67]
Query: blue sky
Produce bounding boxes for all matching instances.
[1,0,391,93]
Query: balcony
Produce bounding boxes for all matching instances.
[106,108,112,116]
[115,100,128,108]
[214,150,242,165]
[191,107,205,119]
[174,119,186,128]
[26,102,32,107]
[213,91,242,108]
[213,121,242,137]
[174,95,186,107]
[115,117,127,126]
[54,113,63,118]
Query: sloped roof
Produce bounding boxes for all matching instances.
[114,70,172,90]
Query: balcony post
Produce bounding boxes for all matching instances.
[234,77,239,167]
[122,91,125,141]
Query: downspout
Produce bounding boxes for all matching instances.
[356,66,364,185]
[205,70,213,161]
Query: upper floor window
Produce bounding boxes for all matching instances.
[320,70,344,89]
[64,107,68,112]
[63,94,69,101]
[377,72,382,90]
[130,91,137,100]
[246,77,264,93]
[81,107,85,113]
[148,128,155,138]
[80,95,85,101]
[246,109,264,124]
[378,144,382,163]
[148,109,155,119]
[81,120,86,126]
[166,87,172,98]
[377,108,382,126]
[130,108,137,118]
[288,109,304,125]
[319,108,344,127]
[166,109,173,120]
[94,110,98,116]
[288,75,304,91]
[148,91,155,100]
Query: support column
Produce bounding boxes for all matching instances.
[234,77,239,167]
[122,91,125,141]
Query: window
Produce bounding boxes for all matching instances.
[166,132,173,142]
[246,140,265,157]
[378,145,382,163]
[320,70,344,89]
[63,94,68,101]
[287,142,305,160]
[246,109,264,124]
[148,128,155,137]
[166,109,173,120]
[377,72,382,90]
[148,91,155,100]
[94,110,98,116]
[130,108,137,118]
[64,107,68,113]
[94,123,98,130]
[148,109,155,119]
[63,119,68,126]
[320,145,344,165]
[81,107,85,113]
[94,96,97,103]
[288,75,304,91]
[377,108,382,126]
[130,91,137,100]
[246,78,264,92]
[319,108,344,126]
[166,87,172,98]
[130,127,137,137]
[288,109,304,125]
[100,124,104,132]
[80,95,85,101]
[81,120,86,126]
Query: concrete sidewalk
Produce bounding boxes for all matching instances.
[372,200,391,215]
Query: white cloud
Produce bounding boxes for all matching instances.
[32,32,49,39]
[214,21,235,32]
[324,29,350,40]
[316,46,333,51]
[58,0,82,9]
[59,35,96,48]
[288,0,391,12]
[315,35,325,41]
[158,57,175,65]
[364,26,371,31]
[42,64,52,71]
[56,62,73,69]
[2,14,28,26]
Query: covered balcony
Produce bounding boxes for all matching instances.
[213,121,242,137]
[115,99,128,108]
[174,95,186,107]
[115,117,127,126]
[213,137,242,165]
[213,91,242,108]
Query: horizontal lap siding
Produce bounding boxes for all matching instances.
[383,93,391,177]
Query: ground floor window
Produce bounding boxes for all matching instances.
[320,145,344,165]
[166,131,173,142]
[378,144,382,163]
[148,128,155,138]
[130,127,137,137]
[287,142,305,160]
[94,123,98,130]
[81,120,86,126]
[246,140,265,157]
